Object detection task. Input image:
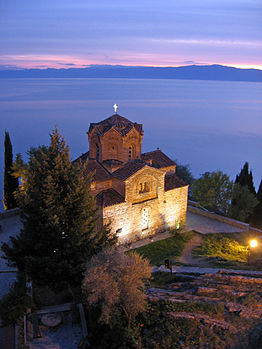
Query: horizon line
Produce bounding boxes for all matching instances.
[1,63,262,71]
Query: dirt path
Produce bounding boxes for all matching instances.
[179,233,206,266]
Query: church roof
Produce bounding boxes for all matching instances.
[102,159,123,166]
[165,173,188,191]
[83,159,112,182]
[96,188,125,207]
[73,151,89,164]
[88,114,143,137]
[112,160,147,180]
[142,149,175,168]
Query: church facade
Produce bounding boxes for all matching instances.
[77,111,188,244]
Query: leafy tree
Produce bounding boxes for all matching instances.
[2,129,117,292]
[175,161,194,186]
[82,248,151,328]
[3,131,19,209]
[230,184,258,222]
[235,162,256,196]
[191,171,233,215]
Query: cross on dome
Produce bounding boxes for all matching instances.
[113,104,118,114]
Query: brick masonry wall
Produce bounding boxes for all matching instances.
[91,179,113,196]
[89,127,143,163]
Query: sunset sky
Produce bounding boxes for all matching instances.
[1,0,262,70]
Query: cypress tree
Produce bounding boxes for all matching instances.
[257,179,262,203]
[2,128,117,292]
[3,131,18,210]
[250,179,262,229]
[235,162,256,195]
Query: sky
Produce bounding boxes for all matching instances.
[0,0,262,69]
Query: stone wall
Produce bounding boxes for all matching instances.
[125,166,165,204]
[102,182,188,244]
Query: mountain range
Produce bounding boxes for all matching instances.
[0,64,261,82]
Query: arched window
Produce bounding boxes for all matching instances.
[128,145,133,160]
[139,182,150,194]
[142,208,149,230]
[96,144,99,160]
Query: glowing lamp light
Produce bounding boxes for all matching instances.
[250,240,258,248]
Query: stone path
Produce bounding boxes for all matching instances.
[153,264,262,276]
[179,233,203,265]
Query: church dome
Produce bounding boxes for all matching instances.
[88,114,143,136]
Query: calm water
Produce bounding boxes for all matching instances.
[0,78,261,209]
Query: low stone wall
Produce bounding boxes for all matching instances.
[0,207,20,221]
[249,226,262,235]
[188,205,249,232]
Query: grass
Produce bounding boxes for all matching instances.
[130,230,194,266]
[193,232,249,263]
[164,300,225,317]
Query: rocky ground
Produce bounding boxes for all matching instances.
[148,270,262,348]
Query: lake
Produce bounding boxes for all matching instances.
[0,78,261,210]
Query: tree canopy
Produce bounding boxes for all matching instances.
[3,131,18,210]
[191,171,233,215]
[82,248,151,328]
[2,128,117,292]
[230,183,258,222]
[174,161,194,186]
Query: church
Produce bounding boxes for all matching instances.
[76,107,188,244]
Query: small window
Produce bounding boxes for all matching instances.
[139,182,150,194]
[96,144,99,160]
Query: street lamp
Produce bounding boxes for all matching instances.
[250,239,258,248]
[248,239,258,265]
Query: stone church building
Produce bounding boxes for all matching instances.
[76,110,188,243]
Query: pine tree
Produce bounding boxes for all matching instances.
[3,131,19,210]
[2,128,117,292]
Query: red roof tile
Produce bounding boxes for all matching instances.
[83,160,112,182]
[88,114,143,137]
[112,160,146,180]
[165,173,188,191]
[73,151,89,164]
[142,150,175,168]
[96,188,125,207]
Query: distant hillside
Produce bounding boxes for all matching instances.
[0,64,261,82]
